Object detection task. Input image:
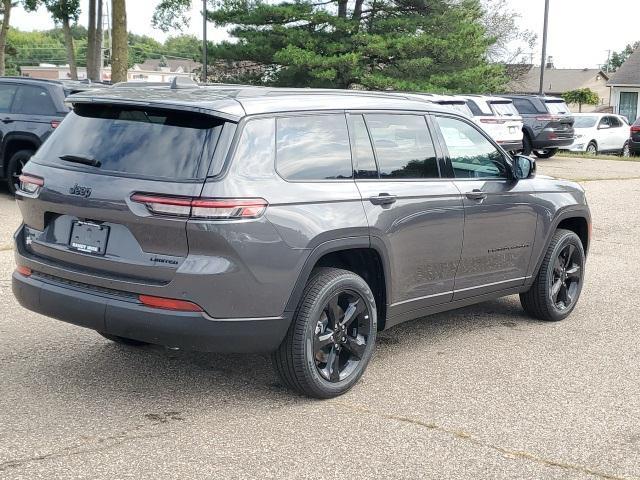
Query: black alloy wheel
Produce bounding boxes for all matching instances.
[313,290,372,382]
[272,267,377,398]
[7,150,34,195]
[550,243,582,311]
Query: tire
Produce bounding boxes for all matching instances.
[98,332,149,347]
[520,229,585,322]
[6,149,35,195]
[534,148,558,159]
[622,141,630,157]
[586,141,598,155]
[521,133,533,156]
[272,267,377,399]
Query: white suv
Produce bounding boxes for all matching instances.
[462,95,524,153]
[564,113,630,156]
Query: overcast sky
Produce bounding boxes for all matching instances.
[9,0,639,69]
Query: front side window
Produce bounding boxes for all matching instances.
[608,116,623,128]
[365,114,439,179]
[13,85,56,115]
[435,116,509,179]
[276,114,352,180]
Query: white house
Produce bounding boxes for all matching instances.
[608,47,640,123]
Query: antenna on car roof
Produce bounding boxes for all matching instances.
[170,76,199,90]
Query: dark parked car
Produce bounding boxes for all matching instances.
[0,77,105,194]
[630,117,640,156]
[502,94,575,158]
[12,86,591,398]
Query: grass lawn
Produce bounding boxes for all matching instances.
[555,151,640,162]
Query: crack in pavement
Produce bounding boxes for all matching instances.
[333,402,637,480]
[0,415,178,472]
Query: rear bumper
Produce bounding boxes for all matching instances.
[12,271,290,353]
[630,139,640,154]
[531,133,574,150]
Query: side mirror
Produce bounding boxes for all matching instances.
[599,123,610,130]
[513,155,536,180]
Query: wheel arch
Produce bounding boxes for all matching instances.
[284,236,391,330]
[1,133,40,176]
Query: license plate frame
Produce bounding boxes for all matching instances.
[69,221,109,255]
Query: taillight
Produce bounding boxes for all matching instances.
[18,174,44,195]
[50,120,61,129]
[131,194,268,220]
[16,265,32,277]
[139,294,203,312]
[631,125,640,133]
[535,115,563,122]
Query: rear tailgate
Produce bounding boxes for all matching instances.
[16,103,228,285]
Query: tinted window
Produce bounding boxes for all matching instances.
[365,114,439,179]
[466,99,484,116]
[33,104,224,180]
[13,86,56,115]
[0,84,17,113]
[598,117,610,128]
[490,101,519,116]
[435,116,508,179]
[349,115,377,178]
[512,98,538,115]
[609,116,623,128]
[276,114,352,180]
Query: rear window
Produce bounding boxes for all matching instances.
[545,101,571,114]
[490,101,519,116]
[574,116,598,128]
[33,104,225,180]
[512,98,538,114]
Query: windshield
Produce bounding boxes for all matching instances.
[573,116,598,128]
[33,104,225,180]
[490,101,519,116]
[545,101,571,115]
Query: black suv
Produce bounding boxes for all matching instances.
[630,117,640,156]
[12,85,591,398]
[502,95,575,158]
[0,77,105,194]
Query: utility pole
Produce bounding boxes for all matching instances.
[202,0,207,83]
[605,49,611,73]
[538,0,550,95]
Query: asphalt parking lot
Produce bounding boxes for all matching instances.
[1,156,640,480]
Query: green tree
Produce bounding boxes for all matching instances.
[604,42,640,73]
[164,34,201,60]
[562,88,599,113]
[25,0,82,79]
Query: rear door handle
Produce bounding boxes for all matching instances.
[369,193,397,205]
[465,189,487,201]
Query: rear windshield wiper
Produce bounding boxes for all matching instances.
[59,154,102,168]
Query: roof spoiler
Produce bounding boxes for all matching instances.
[171,76,200,90]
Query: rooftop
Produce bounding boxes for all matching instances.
[67,85,452,120]
[608,47,640,86]
[506,65,609,93]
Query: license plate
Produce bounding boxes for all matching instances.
[69,221,109,255]
[509,126,517,134]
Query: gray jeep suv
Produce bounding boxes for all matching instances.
[12,85,591,398]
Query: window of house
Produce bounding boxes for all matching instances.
[276,114,352,180]
[364,114,439,179]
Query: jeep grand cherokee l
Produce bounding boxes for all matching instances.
[12,86,591,398]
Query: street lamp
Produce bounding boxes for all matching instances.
[203,0,208,83]
[538,0,550,95]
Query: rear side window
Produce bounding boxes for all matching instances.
[0,84,17,112]
[13,85,56,115]
[512,98,538,115]
[609,116,623,128]
[365,114,439,179]
[276,114,352,180]
[33,104,224,180]
[466,99,484,116]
